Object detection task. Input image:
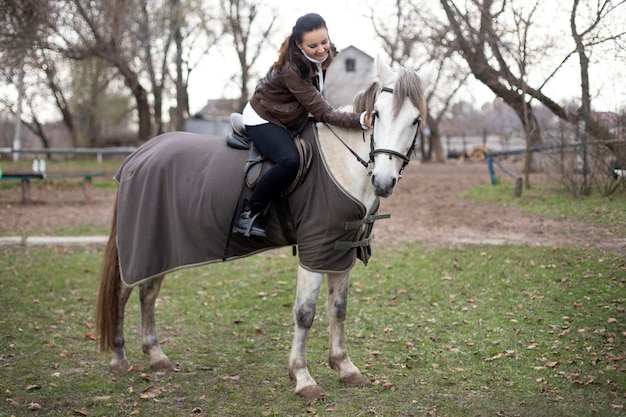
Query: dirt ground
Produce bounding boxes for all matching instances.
[1,160,624,255]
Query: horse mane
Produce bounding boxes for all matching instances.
[352,67,427,120]
[352,82,379,115]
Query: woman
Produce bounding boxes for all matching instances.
[234,12,372,238]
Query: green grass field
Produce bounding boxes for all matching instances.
[1,243,623,416]
[1,161,624,415]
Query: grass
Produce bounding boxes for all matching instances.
[0,159,120,191]
[462,180,626,234]
[0,244,623,416]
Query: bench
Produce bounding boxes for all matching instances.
[1,172,108,204]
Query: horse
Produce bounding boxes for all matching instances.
[96,57,427,401]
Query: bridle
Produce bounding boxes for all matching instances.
[368,87,421,174]
[325,86,422,175]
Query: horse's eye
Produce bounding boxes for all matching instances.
[413,116,422,127]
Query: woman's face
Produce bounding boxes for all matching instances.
[297,27,330,61]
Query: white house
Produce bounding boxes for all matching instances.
[324,46,375,108]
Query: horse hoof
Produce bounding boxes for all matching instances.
[150,358,174,371]
[297,385,326,402]
[340,373,372,387]
[109,360,130,375]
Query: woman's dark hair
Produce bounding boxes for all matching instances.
[274,13,336,78]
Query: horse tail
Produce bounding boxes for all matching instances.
[96,194,121,352]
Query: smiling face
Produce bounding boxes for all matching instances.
[297,27,330,62]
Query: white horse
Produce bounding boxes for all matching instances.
[96,57,427,400]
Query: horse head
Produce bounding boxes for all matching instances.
[366,58,427,197]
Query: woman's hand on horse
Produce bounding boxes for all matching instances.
[361,112,373,130]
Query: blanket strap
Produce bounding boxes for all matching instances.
[334,212,391,251]
[334,236,373,250]
[343,213,391,230]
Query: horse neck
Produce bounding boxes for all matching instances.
[315,123,378,213]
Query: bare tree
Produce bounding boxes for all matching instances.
[219,0,277,110]
[41,54,77,146]
[171,0,187,130]
[52,1,153,141]
[1,0,223,146]
[569,0,626,193]
[439,0,626,174]
[439,0,545,170]
[139,0,167,135]
[0,0,54,152]
[0,0,51,68]
[369,0,466,163]
[169,0,221,130]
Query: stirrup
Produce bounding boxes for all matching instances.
[233,211,267,238]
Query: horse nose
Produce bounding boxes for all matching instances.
[371,174,397,197]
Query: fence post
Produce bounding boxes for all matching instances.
[514,177,523,198]
[487,154,496,185]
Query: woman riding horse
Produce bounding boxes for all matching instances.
[234,13,373,238]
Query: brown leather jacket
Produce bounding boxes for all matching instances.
[249,61,361,134]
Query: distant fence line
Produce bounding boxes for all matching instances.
[0,147,136,164]
[485,138,626,197]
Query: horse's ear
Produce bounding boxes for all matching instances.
[375,55,396,86]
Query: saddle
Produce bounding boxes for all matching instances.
[226,113,313,196]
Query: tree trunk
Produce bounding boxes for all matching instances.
[427,116,445,163]
[172,0,186,131]
[571,0,591,195]
[119,65,152,141]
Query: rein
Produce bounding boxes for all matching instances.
[324,86,420,174]
[323,124,369,169]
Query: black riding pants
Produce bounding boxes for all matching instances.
[246,122,300,212]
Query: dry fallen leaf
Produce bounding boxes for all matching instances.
[383,382,396,391]
[139,386,164,400]
[485,353,503,362]
[94,396,111,401]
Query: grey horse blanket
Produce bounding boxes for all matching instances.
[115,123,381,287]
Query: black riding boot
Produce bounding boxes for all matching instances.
[233,199,267,238]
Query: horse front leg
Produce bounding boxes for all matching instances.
[289,266,324,400]
[139,275,173,371]
[327,270,371,387]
